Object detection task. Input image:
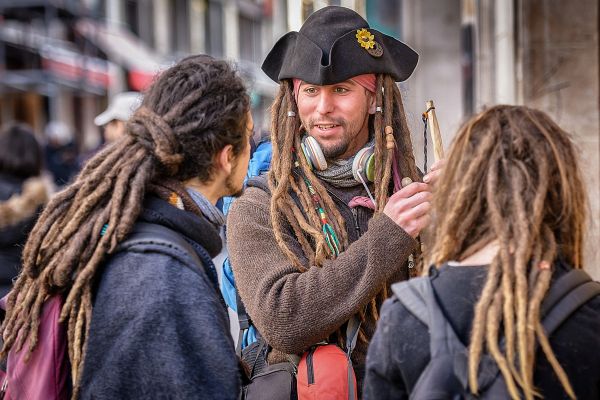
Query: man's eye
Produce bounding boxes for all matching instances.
[334,87,349,93]
[304,87,317,94]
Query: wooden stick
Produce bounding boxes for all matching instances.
[425,100,445,162]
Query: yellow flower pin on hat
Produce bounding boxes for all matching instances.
[356,28,383,57]
[356,28,375,49]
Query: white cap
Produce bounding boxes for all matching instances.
[94,91,142,126]
[44,121,73,145]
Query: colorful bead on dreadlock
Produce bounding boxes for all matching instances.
[301,171,341,257]
[293,149,341,256]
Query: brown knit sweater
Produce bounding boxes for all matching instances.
[227,179,417,391]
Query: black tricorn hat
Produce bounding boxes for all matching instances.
[262,6,419,85]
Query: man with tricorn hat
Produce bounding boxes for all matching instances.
[227,6,441,394]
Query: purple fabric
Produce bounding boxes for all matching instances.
[3,295,70,399]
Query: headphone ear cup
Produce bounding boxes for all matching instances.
[364,151,375,182]
[302,136,328,171]
[352,146,375,183]
[300,141,312,169]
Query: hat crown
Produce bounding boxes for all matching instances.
[299,6,368,62]
[261,6,419,84]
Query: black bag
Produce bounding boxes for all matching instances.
[240,336,297,400]
[391,267,600,399]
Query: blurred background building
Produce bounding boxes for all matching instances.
[0,0,598,277]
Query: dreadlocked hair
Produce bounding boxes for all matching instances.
[427,105,586,400]
[1,54,249,398]
[268,75,420,345]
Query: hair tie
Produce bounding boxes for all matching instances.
[287,111,296,117]
[129,107,183,175]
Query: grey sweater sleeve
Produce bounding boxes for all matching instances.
[227,187,417,354]
[79,251,240,400]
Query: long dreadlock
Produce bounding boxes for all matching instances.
[268,75,421,343]
[1,55,249,398]
[427,105,586,400]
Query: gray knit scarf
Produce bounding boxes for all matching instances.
[186,188,226,227]
[314,138,375,188]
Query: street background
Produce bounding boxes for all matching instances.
[0,0,598,278]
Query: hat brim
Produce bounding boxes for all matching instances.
[262,29,418,85]
[94,110,116,126]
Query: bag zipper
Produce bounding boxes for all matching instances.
[350,208,361,237]
[306,347,316,385]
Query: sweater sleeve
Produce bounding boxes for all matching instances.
[79,251,240,400]
[227,187,417,354]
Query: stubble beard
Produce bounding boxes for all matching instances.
[304,118,351,160]
[224,160,245,198]
[304,110,370,161]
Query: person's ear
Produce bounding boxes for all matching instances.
[368,92,377,115]
[216,144,234,175]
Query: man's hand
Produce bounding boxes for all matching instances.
[383,182,432,238]
[423,159,445,186]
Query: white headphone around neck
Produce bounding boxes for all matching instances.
[300,136,375,183]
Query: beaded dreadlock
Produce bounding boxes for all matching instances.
[427,105,587,400]
[268,75,421,343]
[1,55,249,398]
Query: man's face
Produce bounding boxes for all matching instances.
[297,79,374,160]
[225,111,254,197]
[104,119,126,143]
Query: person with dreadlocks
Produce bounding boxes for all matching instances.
[227,6,441,394]
[1,55,253,398]
[363,105,600,399]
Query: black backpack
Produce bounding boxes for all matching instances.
[390,267,600,399]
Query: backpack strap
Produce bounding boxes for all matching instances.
[391,273,465,358]
[236,289,251,356]
[391,279,429,326]
[118,222,210,270]
[540,269,600,335]
[345,315,361,400]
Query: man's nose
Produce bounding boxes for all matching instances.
[316,91,334,115]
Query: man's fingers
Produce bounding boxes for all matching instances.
[403,201,431,221]
[391,182,429,199]
[390,191,432,213]
[384,180,434,237]
[423,169,442,184]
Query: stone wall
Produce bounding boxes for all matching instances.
[518,0,599,278]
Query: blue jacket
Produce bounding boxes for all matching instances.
[80,196,240,399]
[220,141,272,348]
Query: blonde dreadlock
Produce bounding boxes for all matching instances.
[1,55,250,398]
[268,75,421,343]
[428,105,586,399]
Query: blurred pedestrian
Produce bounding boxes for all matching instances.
[0,123,52,299]
[94,91,142,143]
[364,105,600,399]
[44,121,78,186]
[1,55,252,399]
